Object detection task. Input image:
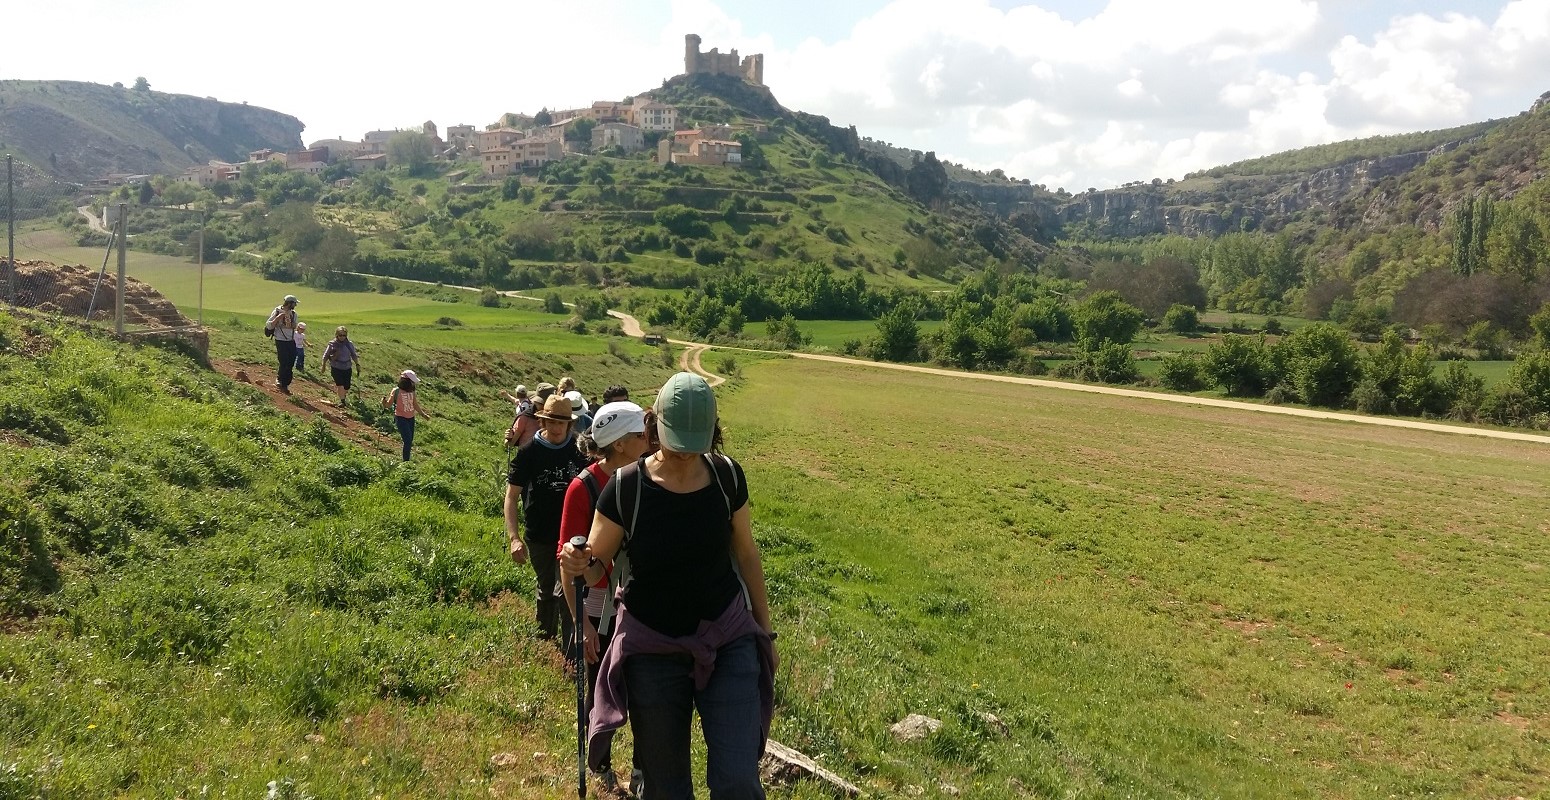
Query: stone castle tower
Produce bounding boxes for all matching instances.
[683,33,763,86]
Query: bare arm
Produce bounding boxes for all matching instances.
[504,483,527,563]
[728,503,772,634]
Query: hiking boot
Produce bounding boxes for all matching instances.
[592,769,618,794]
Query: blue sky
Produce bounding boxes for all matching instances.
[7,1,1548,189]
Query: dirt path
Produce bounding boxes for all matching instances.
[77,206,108,234]
[679,344,725,387]
[209,358,394,453]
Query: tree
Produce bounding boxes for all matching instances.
[872,301,921,362]
[1485,202,1545,281]
[137,180,154,205]
[566,118,597,148]
[387,131,434,174]
[543,292,566,314]
[1276,323,1360,407]
[735,133,765,170]
[1073,291,1144,349]
[1204,334,1273,396]
[1531,302,1550,350]
[133,77,149,92]
[1161,303,1199,334]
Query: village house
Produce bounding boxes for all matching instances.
[177,160,239,187]
[482,146,520,177]
[592,122,644,153]
[514,138,563,168]
[660,137,742,167]
[445,124,477,151]
[630,98,678,132]
[248,148,275,162]
[590,101,629,122]
[352,153,388,172]
[306,139,370,161]
[362,130,398,154]
[477,128,525,152]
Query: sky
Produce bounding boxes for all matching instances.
[7,0,1549,190]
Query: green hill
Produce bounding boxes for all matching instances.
[0,79,304,182]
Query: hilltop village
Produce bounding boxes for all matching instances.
[172,35,766,188]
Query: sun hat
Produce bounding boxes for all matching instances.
[589,401,646,448]
[514,384,528,397]
[296,322,307,331]
[283,294,298,305]
[564,390,588,413]
[653,372,716,454]
[400,369,419,386]
[536,394,575,422]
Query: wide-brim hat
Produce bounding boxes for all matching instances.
[536,394,576,421]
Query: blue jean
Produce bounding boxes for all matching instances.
[395,415,415,461]
[624,634,765,800]
[294,347,306,371]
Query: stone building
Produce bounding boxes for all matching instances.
[684,33,763,85]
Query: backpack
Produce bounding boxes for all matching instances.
[595,453,747,635]
[264,307,287,338]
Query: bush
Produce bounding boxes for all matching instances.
[1438,361,1486,420]
[543,293,566,314]
[434,316,463,327]
[1161,304,1199,335]
[1276,323,1359,407]
[1158,352,1206,391]
[375,277,395,294]
[1204,335,1274,396]
[1070,343,1139,383]
[479,287,501,307]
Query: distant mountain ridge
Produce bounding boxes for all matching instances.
[0,80,304,183]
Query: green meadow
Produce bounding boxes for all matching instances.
[3,257,1548,798]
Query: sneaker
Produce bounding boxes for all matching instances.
[592,769,618,793]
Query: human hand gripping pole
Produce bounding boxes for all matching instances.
[569,535,589,798]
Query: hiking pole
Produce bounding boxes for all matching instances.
[570,535,589,798]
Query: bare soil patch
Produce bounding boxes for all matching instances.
[209,358,393,452]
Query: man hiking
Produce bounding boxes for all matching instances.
[264,295,300,394]
[505,394,590,643]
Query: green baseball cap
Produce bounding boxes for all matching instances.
[653,372,717,453]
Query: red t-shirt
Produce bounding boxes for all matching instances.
[559,461,612,591]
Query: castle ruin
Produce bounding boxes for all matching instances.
[684,34,763,86]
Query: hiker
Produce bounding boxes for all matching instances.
[293,322,308,372]
[567,390,593,435]
[506,393,589,642]
[561,372,776,799]
[320,326,361,405]
[383,370,430,461]
[501,385,533,419]
[557,401,652,790]
[558,376,577,395]
[603,384,629,404]
[506,381,555,448]
[264,295,299,394]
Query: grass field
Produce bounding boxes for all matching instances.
[728,357,1550,798]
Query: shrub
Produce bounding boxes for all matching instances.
[1071,343,1139,383]
[1074,291,1144,348]
[1438,361,1486,420]
[543,293,566,314]
[1158,352,1206,391]
[1276,323,1359,407]
[479,287,501,307]
[434,316,463,327]
[1161,304,1199,335]
[1204,335,1273,396]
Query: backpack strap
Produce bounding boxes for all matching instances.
[705,454,752,613]
[598,459,644,636]
[579,469,601,508]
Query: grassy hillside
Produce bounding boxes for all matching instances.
[0,79,304,182]
[1186,119,1506,180]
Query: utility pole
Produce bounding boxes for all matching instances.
[116,203,127,336]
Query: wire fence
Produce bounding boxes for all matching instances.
[2,154,208,332]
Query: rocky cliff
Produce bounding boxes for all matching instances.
[0,80,304,182]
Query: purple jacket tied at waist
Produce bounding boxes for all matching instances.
[588,595,776,772]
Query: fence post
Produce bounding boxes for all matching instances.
[197,218,205,327]
[116,203,127,336]
[5,155,13,308]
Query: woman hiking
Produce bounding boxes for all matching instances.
[561,372,776,799]
[383,369,430,461]
[557,401,652,791]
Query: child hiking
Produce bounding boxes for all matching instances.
[384,370,429,461]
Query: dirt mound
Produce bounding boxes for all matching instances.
[11,260,190,328]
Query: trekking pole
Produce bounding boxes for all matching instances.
[570,535,590,798]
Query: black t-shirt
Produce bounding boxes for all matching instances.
[598,456,750,637]
[508,434,589,542]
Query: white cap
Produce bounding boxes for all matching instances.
[401,369,419,386]
[564,389,587,412]
[589,402,645,447]
[514,384,528,396]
